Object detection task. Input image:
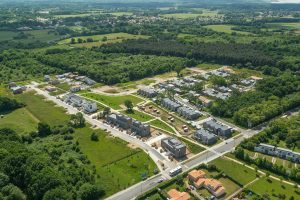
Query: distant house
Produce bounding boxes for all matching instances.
[161,98,181,112]
[203,119,232,138]
[64,93,83,107]
[161,137,186,159]
[70,85,81,93]
[44,75,51,82]
[45,86,56,92]
[137,87,157,98]
[177,106,201,120]
[11,86,26,94]
[198,96,212,107]
[254,143,300,163]
[49,79,60,85]
[84,78,96,85]
[194,128,217,145]
[8,82,17,89]
[131,120,150,137]
[188,170,225,198]
[82,101,97,113]
[167,189,190,200]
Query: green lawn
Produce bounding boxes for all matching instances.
[74,127,157,196]
[0,107,38,134]
[55,82,71,91]
[163,10,221,19]
[204,25,251,35]
[0,31,18,42]
[209,157,257,185]
[15,91,70,126]
[81,93,144,110]
[121,110,154,122]
[109,12,133,16]
[59,32,148,48]
[180,137,205,154]
[150,119,176,134]
[247,177,300,199]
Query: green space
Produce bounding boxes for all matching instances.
[209,157,257,185]
[74,127,158,196]
[0,107,38,134]
[55,82,71,91]
[247,177,300,199]
[121,109,154,122]
[59,33,148,48]
[115,78,156,90]
[150,119,176,134]
[204,25,251,35]
[15,91,69,126]
[163,10,221,19]
[180,137,205,154]
[81,93,144,110]
[0,31,18,42]
[109,12,133,16]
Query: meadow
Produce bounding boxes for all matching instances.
[163,9,221,19]
[81,93,144,110]
[121,109,154,122]
[59,32,149,48]
[204,25,251,35]
[150,119,176,134]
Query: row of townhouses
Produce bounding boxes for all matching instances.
[137,87,158,98]
[107,113,151,137]
[161,98,201,120]
[64,93,97,114]
[254,143,300,163]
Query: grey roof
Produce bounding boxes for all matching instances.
[139,87,157,94]
[163,137,186,149]
[205,119,231,132]
[195,128,216,140]
[162,98,181,108]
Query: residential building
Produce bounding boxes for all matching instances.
[131,120,150,137]
[11,86,25,94]
[194,129,217,145]
[82,101,97,113]
[116,114,132,129]
[161,98,181,112]
[177,106,201,120]
[241,79,255,86]
[70,85,81,93]
[45,86,56,92]
[84,77,96,85]
[198,96,212,107]
[203,119,232,138]
[188,170,225,198]
[44,75,50,82]
[254,143,300,163]
[217,86,232,93]
[137,87,157,98]
[49,79,60,85]
[167,189,190,200]
[161,137,186,159]
[64,93,83,107]
[8,82,17,88]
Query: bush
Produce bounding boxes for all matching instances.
[90,132,99,141]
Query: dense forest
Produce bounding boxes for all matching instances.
[0,96,24,112]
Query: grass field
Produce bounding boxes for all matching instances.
[81,93,144,110]
[15,91,70,126]
[121,110,154,122]
[204,25,251,35]
[109,12,133,16]
[210,157,257,185]
[150,119,176,134]
[115,78,156,90]
[0,31,18,42]
[59,33,148,48]
[0,108,38,134]
[180,137,205,154]
[55,82,71,91]
[74,127,157,196]
[163,10,221,19]
[247,177,300,199]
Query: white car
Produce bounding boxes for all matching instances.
[157,178,165,183]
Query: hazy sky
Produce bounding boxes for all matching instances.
[272,0,300,2]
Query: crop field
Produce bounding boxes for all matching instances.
[59,32,149,48]
[109,12,133,16]
[81,93,144,110]
[204,25,251,35]
[163,10,221,19]
[74,127,157,196]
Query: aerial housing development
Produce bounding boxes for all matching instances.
[0,0,299,199]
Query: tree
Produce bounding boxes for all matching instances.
[77,38,83,43]
[124,100,133,112]
[38,122,51,137]
[90,132,99,142]
[1,184,26,200]
[174,65,183,77]
[70,38,76,44]
[103,107,111,118]
[43,188,72,200]
[70,113,85,127]
[0,173,9,187]
[78,183,104,200]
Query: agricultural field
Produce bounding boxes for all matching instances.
[74,127,158,196]
[162,9,221,19]
[58,33,149,48]
[121,109,154,122]
[204,25,251,35]
[80,93,144,110]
